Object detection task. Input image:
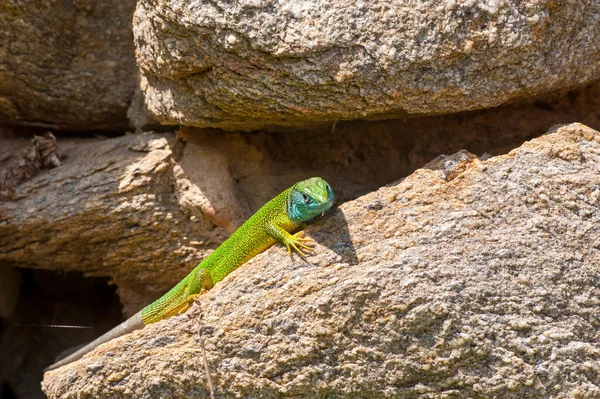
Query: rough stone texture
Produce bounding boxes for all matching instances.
[42,123,600,398]
[132,0,600,131]
[0,0,137,130]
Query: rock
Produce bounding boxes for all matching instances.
[173,129,252,233]
[132,0,600,131]
[0,1,137,130]
[42,123,600,398]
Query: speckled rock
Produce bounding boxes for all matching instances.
[42,123,600,398]
[132,0,600,130]
[0,1,137,130]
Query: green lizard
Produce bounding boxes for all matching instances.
[45,177,334,371]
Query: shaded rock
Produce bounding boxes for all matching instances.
[0,1,137,130]
[42,123,600,398]
[132,0,600,130]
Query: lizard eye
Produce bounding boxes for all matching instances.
[302,193,310,204]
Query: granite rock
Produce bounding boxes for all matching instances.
[0,1,137,130]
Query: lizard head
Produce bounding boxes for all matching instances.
[288,177,334,222]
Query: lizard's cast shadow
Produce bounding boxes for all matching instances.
[308,207,358,266]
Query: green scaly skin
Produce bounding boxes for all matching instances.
[45,177,334,372]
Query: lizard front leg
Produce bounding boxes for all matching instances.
[266,222,314,257]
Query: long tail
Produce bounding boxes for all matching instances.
[44,311,144,372]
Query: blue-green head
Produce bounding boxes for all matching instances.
[287,177,334,222]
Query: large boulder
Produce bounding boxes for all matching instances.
[42,123,600,398]
[0,1,137,130]
[132,0,600,131]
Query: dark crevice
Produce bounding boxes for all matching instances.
[0,268,122,399]
[0,381,17,399]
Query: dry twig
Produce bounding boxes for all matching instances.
[196,309,215,399]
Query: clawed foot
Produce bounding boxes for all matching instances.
[284,231,315,257]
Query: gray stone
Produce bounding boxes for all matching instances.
[0,1,137,130]
[132,0,600,131]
